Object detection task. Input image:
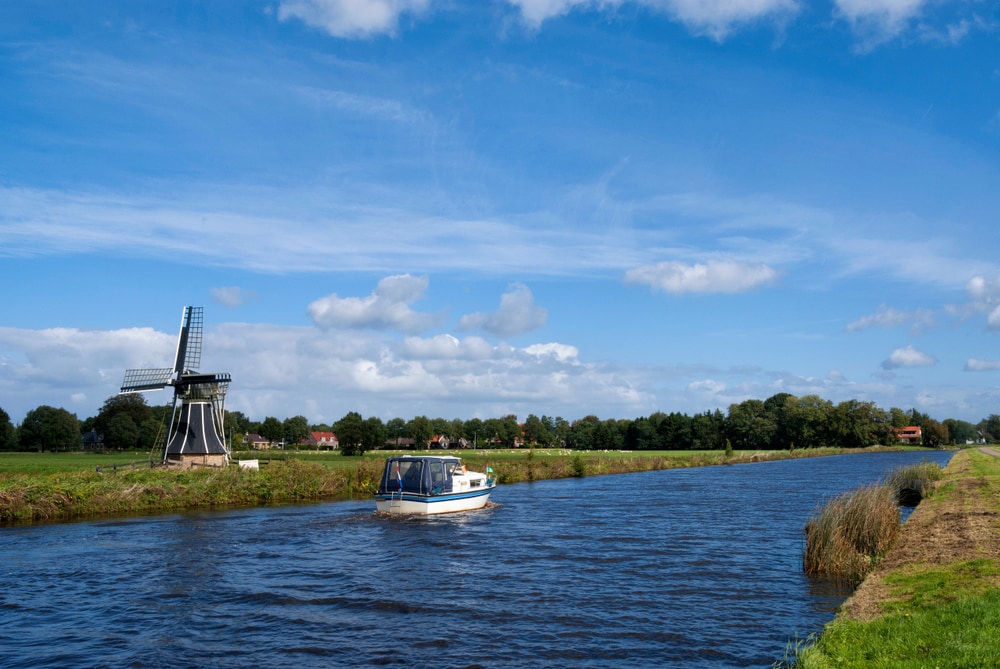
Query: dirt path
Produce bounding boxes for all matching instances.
[839,448,1000,621]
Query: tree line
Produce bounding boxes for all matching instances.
[2,392,998,455]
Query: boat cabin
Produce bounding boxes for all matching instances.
[378,456,475,496]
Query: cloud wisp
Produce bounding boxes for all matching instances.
[624,260,779,295]
[846,304,936,334]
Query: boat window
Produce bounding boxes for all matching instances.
[430,460,447,492]
[393,460,424,493]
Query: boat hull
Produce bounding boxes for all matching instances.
[375,487,494,515]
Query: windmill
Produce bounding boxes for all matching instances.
[120,306,232,467]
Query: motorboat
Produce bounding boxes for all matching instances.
[375,455,496,515]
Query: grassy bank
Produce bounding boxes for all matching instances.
[1,445,906,524]
[789,448,1000,668]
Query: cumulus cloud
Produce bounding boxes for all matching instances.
[846,304,935,333]
[278,0,431,38]
[307,274,439,333]
[882,344,936,370]
[508,0,798,39]
[624,260,778,294]
[965,274,1000,330]
[965,358,1000,372]
[458,283,548,338]
[211,286,257,307]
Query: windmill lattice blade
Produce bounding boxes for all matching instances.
[182,306,203,372]
[121,368,174,393]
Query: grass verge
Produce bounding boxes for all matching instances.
[786,448,1000,669]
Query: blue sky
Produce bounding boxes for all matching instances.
[2,0,999,426]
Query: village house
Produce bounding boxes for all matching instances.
[300,431,339,450]
[893,425,922,445]
[243,432,274,450]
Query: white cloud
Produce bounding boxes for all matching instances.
[882,344,936,370]
[965,358,1000,372]
[211,286,257,307]
[400,334,495,360]
[833,0,927,49]
[278,0,431,38]
[624,260,778,294]
[458,283,548,337]
[846,304,935,333]
[524,342,579,362]
[964,274,1000,330]
[0,318,656,425]
[508,0,798,39]
[690,378,726,393]
[307,274,439,333]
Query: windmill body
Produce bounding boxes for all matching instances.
[120,307,231,467]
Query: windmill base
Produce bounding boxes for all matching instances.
[164,453,229,469]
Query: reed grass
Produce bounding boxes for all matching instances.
[803,484,901,586]
[882,459,942,506]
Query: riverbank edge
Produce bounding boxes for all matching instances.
[1,445,912,525]
[792,447,1000,668]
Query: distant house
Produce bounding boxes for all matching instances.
[81,429,104,451]
[893,426,922,445]
[302,431,339,450]
[244,432,273,450]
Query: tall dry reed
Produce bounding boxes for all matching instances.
[883,459,942,506]
[803,484,900,585]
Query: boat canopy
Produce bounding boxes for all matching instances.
[378,456,463,496]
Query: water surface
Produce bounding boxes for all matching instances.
[0,450,952,668]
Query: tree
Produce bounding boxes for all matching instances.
[283,415,310,447]
[463,417,484,447]
[943,418,978,445]
[567,415,600,450]
[104,413,140,451]
[386,417,407,447]
[259,416,283,445]
[335,411,366,456]
[921,418,949,448]
[625,416,657,450]
[225,410,252,440]
[522,414,552,447]
[726,399,774,450]
[18,405,80,452]
[829,400,887,448]
[786,395,833,449]
[763,392,795,449]
[362,416,387,454]
[688,410,725,450]
[94,394,154,450]
[408,416,433,449]
[0,407,16,451]
[980,415,1000,443]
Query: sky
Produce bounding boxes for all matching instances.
[1,0,999,427]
